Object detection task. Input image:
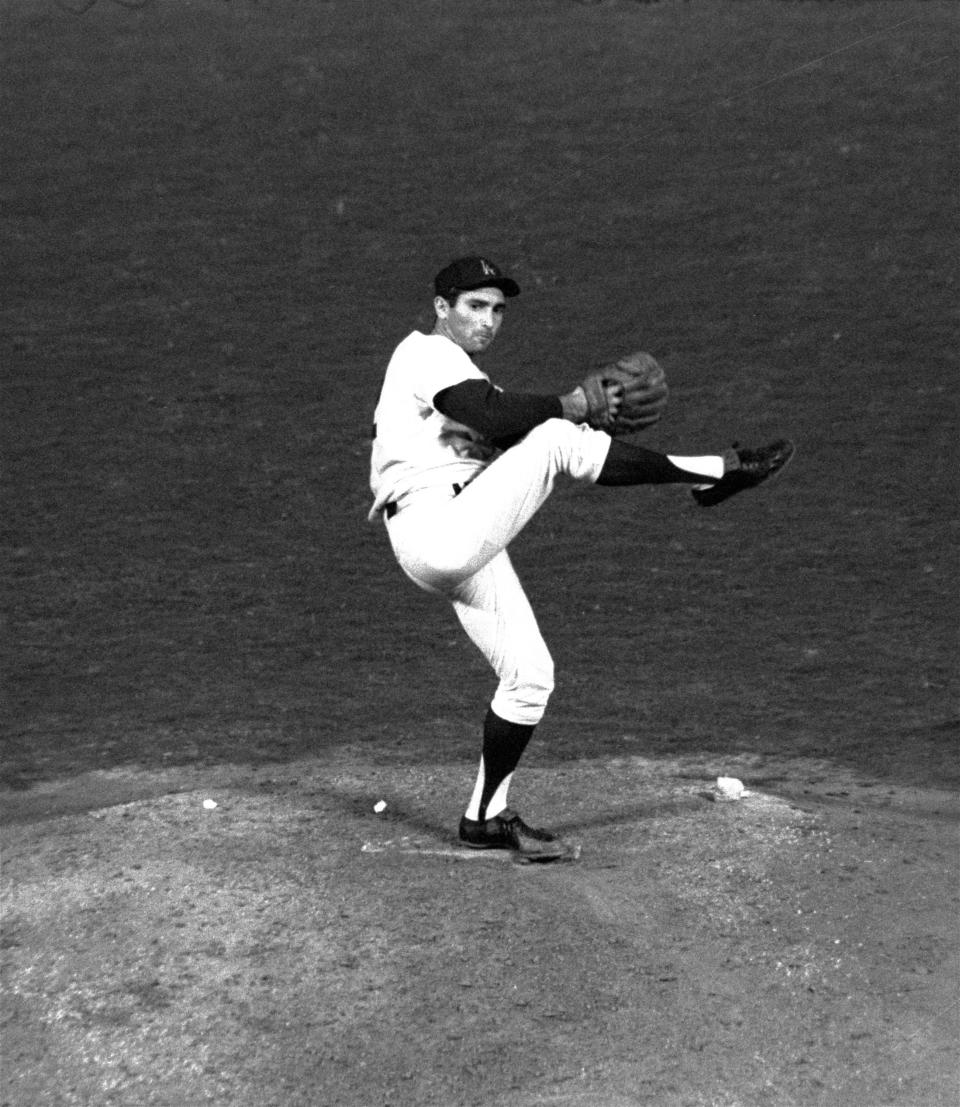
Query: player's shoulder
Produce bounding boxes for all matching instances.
[395,329,456,353]
[389,329,437,362]
[389,330,475,369]
[395,328,429,349]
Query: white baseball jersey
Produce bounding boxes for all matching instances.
[369,327,616,726]
[369,330,499,520]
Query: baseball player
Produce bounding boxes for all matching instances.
[370,256,794,861]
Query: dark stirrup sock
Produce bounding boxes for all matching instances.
[596,438,724,486]
[478,707,535,821]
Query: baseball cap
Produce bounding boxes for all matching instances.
[434,256,520,299]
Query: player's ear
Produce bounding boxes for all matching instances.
[433,294,449,318]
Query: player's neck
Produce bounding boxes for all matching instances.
[432,322,474,357]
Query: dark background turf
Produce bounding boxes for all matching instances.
[3,0,957,789]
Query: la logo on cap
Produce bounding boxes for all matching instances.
[433,255,521,298]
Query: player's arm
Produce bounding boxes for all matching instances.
[433,379,595,447]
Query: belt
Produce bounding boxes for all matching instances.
[384,483,465,520]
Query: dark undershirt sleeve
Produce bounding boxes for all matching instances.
[433,379,563,448]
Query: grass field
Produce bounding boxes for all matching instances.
[2,1,958,1104]
[3,0,957,786]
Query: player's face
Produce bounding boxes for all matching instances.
[433,287,506,354]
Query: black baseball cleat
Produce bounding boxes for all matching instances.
[459,808,577,862]
[691,438,796,507]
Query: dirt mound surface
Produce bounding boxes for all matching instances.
[4,753,957,1105]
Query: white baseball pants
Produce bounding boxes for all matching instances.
[385,419,612,726]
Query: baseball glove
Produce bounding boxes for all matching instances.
[575,370,620,431]
[597,351,668,435]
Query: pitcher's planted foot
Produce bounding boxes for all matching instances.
[459,808,578,862]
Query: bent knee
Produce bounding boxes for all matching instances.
[521,419,610,482]
[524,417,579,447]
[492,652,555,725]
[526,652,555,706]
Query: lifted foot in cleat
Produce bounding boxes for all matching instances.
[692,439,796,507]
